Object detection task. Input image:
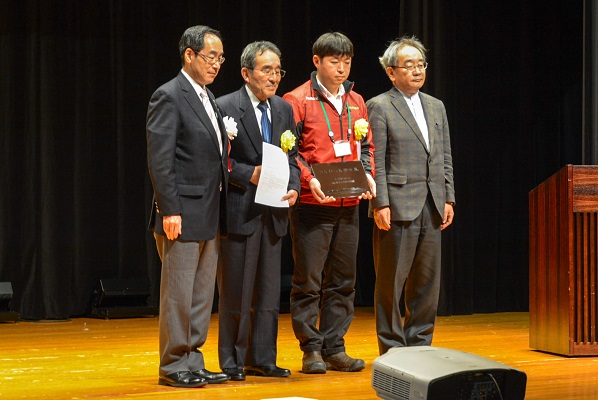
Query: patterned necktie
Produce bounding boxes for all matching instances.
[257,101,271,144]
[200,90,223,154]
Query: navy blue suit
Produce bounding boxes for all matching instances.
[215,86,299,368]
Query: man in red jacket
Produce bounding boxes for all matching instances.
[282,32,375,374]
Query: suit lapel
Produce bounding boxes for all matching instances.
[177,73,223,155]
[419,93,435,152]
[238,88,264,155]
[207,87,228,162]
[390,87,429,153]
[270,97,284,148]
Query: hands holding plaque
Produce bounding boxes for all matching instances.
[309,161,376,203]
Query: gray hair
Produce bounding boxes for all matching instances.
[379,35,427,70]
[240,41,282,69]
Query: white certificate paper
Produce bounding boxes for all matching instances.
[255,142,290,208]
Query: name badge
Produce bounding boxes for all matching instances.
[333,140,352,157]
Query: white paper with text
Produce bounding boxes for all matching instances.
[255,142,290,208]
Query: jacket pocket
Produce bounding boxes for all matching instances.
[178,184,206,197]
[387,173,407,185]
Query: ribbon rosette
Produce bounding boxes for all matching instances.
[354,118,369,141]
[223,116,238,140]
[280,130,296,153]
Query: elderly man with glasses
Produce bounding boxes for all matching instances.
[215,41,300,381]
[366,35,455,355]
[147,25,230,388]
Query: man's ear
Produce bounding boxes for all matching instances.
[313,55,321,69]
[184,48,195,65]
[386,66,396,82]
[241,67,251,84]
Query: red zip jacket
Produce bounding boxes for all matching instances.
[283,72,375,207]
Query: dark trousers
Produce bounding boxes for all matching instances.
[373,196,442,355]
[217,211,282,368]
[289,203,359,356]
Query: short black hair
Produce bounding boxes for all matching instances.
[312,32,354,58]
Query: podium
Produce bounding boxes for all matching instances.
[529,165,598,356]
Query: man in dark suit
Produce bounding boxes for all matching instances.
[215,41,300,381]
[146,25,230,388]
[367,36,455,355]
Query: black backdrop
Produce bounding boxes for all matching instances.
[0,1,584,320]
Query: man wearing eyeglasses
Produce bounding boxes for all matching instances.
[147,25,230,388]
[282,32,375,374]
[366,36,455,355]
[215,41,300,381]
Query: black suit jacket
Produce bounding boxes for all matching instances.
[216,86,300,237]
[147,72,229,241]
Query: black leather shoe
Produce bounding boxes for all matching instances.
[191,369,230,384]
[245,365,291,377]
[222,367,246,381]
[158,371,207,388]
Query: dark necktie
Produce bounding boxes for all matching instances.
[257,101,271,143]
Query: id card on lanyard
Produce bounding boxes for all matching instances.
[319,97,352,159]
[333,141,352,157]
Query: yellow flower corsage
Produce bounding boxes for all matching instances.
[280,130,296,153]
[354,118,369,141]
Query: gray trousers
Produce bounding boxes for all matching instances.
[155,233,219,375]
[373,196,442,355]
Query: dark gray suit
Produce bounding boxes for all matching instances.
[147,71,229,375]
[367,86,455,354]
[215,86,300,369]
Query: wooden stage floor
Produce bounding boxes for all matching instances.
[1,308,597,399]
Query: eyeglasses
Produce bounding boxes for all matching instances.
[195,51,225,65]
[250,67,286,78]
[391,62,428,72]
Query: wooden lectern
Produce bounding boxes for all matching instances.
[529,164,598,356]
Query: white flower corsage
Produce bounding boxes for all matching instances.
[223,116,238,140]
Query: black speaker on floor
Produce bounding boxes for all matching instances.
[0,282,19,322]
[88,278,157,319]
[372,346,526,400]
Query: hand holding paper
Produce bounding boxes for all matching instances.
[255,143,291,208]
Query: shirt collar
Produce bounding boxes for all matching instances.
[397,88,420,101]
[244,85,268,110]
[181,69,208,97]
[316,76,345,100]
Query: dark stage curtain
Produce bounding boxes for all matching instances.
[0,1,584,320]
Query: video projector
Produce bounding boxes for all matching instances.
[372,346,526,400]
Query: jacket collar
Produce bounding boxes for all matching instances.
[310,71,354,99]
[389,86,430,153]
